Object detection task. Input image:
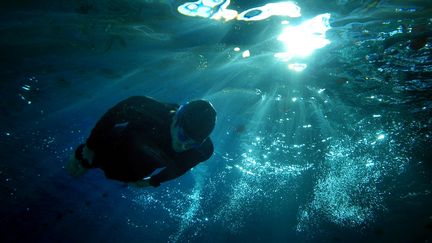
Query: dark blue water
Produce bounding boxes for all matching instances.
[1,0,431,242]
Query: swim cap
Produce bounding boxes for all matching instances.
[177,100,216,142]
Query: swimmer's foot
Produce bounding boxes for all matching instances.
[66,154,88,177]
[66,144,89,177]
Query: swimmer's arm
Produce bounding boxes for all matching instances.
[147,142,214,187]
[131,179,152,188]
[140,144,171,166]
[130,166,186,188]
[148,161,199,187]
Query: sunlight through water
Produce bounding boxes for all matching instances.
[2,1,432,243]
[177,0,331,72]
[275,13,332,71]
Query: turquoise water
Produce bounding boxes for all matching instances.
[1,1,431,242]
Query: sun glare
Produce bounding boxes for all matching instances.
[275,14,331,62]
[177,1,331,72]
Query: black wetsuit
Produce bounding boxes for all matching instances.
[81,96,214,187]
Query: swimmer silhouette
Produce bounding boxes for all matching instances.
[67,96,216,187]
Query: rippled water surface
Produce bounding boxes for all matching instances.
[1,0,431,242]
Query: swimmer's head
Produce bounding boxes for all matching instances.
[171,100,216,152]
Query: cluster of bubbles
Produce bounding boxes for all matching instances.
[296,110,421,232]
[18,76,39,105]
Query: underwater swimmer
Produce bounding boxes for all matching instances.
[67,96,216,187]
